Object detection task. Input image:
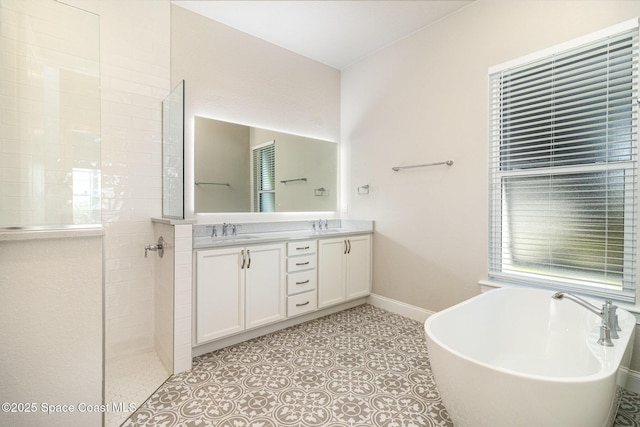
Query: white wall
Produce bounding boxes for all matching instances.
[0,232,103,427]
[170,4,341,221]
[342,0,640,368]
[343,0,640,311]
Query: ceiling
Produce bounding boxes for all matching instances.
[172,1,474,70]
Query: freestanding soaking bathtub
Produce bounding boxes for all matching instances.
[424,287,636,427]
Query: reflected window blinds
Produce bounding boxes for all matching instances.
[253,142,276,212]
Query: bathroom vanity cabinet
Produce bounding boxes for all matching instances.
[318,234,371,308]
[193,231,371,346]
[195,243,285,344]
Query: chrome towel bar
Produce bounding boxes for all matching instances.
[280,178,307,184]
[392,160,453,171]
[195,182,230,186]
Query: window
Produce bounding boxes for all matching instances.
[252,141,276,212]
[488,20,639,302]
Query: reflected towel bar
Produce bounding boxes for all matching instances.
[195,182,230,187]
[280,178,307,184]
[392,160,453,171]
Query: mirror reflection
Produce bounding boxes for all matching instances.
[194,116,337,213]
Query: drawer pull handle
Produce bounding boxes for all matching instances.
[296,246,310,250]
[296,261,310,266]
[296,301,310,307]
[296,280,310,285]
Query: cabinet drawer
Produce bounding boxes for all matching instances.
[287,269,317,295]
[287,240,316,256]
[287,254,317,272]
[287,291,317,317]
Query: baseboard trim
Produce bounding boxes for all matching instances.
[366,294,435,323]
[625,368,640,394]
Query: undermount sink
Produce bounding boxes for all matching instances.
[195,235,258,245]
[214,234,257,241]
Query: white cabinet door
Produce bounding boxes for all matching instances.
[346,234,371,299]
[195,247,244,344]
[318,234,372,309]
[318,237,347,308]
[245,243,286,329]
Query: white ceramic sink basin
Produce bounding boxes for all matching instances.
[214,235,257,241]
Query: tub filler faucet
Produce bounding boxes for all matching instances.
[551,292,618,346]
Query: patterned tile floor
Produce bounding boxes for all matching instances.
[122,304,640,427]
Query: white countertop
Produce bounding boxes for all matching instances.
[193,228,372,249]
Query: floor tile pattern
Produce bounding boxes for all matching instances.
[123,305,451,426]
[122,304,640,427]
[617,390,640,427]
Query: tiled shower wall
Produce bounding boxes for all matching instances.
[64,0,171,359]
[0,0,101,227]
[153,220,193,374]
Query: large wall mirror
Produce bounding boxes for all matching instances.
[195,116,338,213]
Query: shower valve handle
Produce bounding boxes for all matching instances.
[145,236,165,258]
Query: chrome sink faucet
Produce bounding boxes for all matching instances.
[222,223,239,236]
[551,292,617,346]
[311,219,327,232]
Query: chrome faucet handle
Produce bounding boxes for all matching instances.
[598,322,614,346]
[597,304,614,346]
[222,223,229,236]
[210,225,217,238]
[605,300,620,338]
[231,224,241,236]
[144,236,165,258]
[611,306,621,332]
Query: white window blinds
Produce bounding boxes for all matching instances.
[488,22,639,302]
[253,141,276,212]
